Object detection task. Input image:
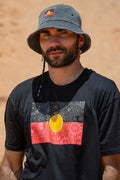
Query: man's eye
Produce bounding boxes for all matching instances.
[60,31,68,36]
[41,33,50,38]
[61,31,67,34]
[43,33,50,37]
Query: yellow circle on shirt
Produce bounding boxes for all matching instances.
[49,114,63,132]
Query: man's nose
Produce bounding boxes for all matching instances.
[49,36,61,47]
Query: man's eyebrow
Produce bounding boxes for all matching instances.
[40,30,49,34]
[40,29,66,34]
[57,29,65,32]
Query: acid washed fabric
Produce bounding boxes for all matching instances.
[5,68,120,180]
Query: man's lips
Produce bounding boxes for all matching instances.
[49,51,64,56]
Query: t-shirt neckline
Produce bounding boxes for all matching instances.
[47,68,88,89]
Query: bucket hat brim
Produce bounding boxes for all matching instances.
[27,20,91,54]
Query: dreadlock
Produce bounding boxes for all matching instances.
[37,59,45,101]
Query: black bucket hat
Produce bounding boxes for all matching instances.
[27,4,91,54]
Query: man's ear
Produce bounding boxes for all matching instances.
[79,35,85,48]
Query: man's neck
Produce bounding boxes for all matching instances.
[48,59,84,86]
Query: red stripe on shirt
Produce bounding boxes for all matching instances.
[31,122,83,145]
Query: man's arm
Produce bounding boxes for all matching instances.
[102,154,120,180]
[0,149,25,180]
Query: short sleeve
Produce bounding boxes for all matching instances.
[96,81,120,156]
[5,94,25,151]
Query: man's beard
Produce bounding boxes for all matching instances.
[41,37,80,68]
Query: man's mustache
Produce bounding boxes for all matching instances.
[46,46,67,54]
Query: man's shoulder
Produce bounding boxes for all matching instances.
[8,71,49,101]
[88,70,120,102]
[9,75,41,100]
[14,76,38,90]
[90,70,118,91]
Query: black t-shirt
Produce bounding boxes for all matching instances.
[5,68,120,180]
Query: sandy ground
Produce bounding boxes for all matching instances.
[0,0,120,164]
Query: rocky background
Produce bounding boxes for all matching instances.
[0,0,120,163]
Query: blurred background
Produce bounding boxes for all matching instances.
[0,0,120,163]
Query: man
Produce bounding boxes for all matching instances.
[0,4,120,180]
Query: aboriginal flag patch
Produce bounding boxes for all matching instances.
[43,9,54,18]
[30,101,85,145]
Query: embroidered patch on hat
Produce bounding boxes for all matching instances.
[43,9,54,18]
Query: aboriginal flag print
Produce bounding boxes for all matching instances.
[30,101,85,145]
[43,9,54,18]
